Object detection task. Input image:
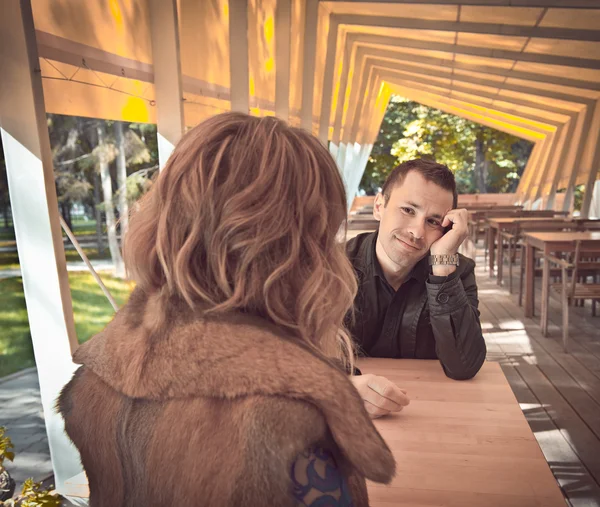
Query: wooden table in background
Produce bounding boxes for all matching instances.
[361,359,565,507]
[523,231,600,322]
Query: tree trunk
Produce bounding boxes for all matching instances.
[94,173,104,255]
[482,158,490,194]
[2,201,9,228]
[474,130,486,194]
[114,122,129,241]
[61,200,73,231]
[96,123,125,277]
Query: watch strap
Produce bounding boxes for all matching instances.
[428,254,460,266]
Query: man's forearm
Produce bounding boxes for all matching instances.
[426,275,486,380]
[430,309,486,380]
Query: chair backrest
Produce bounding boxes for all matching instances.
[577,220,600,231]
[516,210,567,218]
[569,241,583,298]
[569,240,600,297]
[516,220,577,233]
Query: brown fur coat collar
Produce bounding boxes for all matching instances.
[72,288,396,485]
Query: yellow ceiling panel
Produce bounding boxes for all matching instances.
[504,78,600,100]
[39,58,144,94]
[65,68,118,89]
[457,33,528,52]
[386,77,451,96]
[493,100,570,123]
[312,3,332,133]
[373,65,452,86]
[498,89,585,111]
[343,25,456,44]
[32,0,153,65]
[524,39,600,60]
[111,77,155,102]
[39,59,68,80]
[289,0,305,114]
[355,41,455,62]
[355,42,455,62]
[248,0,277,109]
[330,30,349,122]
[452,68,507,83]
[42,76,156,124]
[358,54,454,76]
[539,8,600,30]
[460,6,542,27]
[449,90,494,105]
[454,54,516,69]
[179,0,230,88]
[183,92,230,127]
[453,81,500,95]
[38,60,82,81]
[323,2,458,21]
[387,85,543,141]
[454,101,556,132]
[513,61,600,83]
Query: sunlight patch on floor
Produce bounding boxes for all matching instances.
[498,319,525,330]
[478,288,508,296]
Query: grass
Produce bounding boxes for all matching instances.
[0,247,111,270]
[0,272,135,378]
[0,219,100,245]
[0,219,111,271]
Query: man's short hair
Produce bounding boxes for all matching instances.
[381,158,458,208]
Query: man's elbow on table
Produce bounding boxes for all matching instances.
[441,345,487,381]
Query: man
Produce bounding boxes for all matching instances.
[348,158,486,418]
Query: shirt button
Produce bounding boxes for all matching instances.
[437,293,450,304]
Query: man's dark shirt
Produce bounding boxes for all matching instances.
[346,231,486,380]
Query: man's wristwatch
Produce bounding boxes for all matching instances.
[428,254,460,266]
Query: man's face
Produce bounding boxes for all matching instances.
[374,171,454,270]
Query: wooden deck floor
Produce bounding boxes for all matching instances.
[475,246,600,507]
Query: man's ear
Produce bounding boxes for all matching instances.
[373,193,385,221]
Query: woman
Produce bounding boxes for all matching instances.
[57,112,395,506]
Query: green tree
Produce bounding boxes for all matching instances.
[47,115,157,272]
[359,96,418,194]
[359,96,533,195]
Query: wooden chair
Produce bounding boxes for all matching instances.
[504,221,577,301]
[542,241,600,351]
[482,210,568,263]
[502,231,519,294]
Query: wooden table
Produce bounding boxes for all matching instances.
[362,359,565,507]
[523,231,600,322]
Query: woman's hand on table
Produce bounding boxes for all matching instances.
[350,374,410,419]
